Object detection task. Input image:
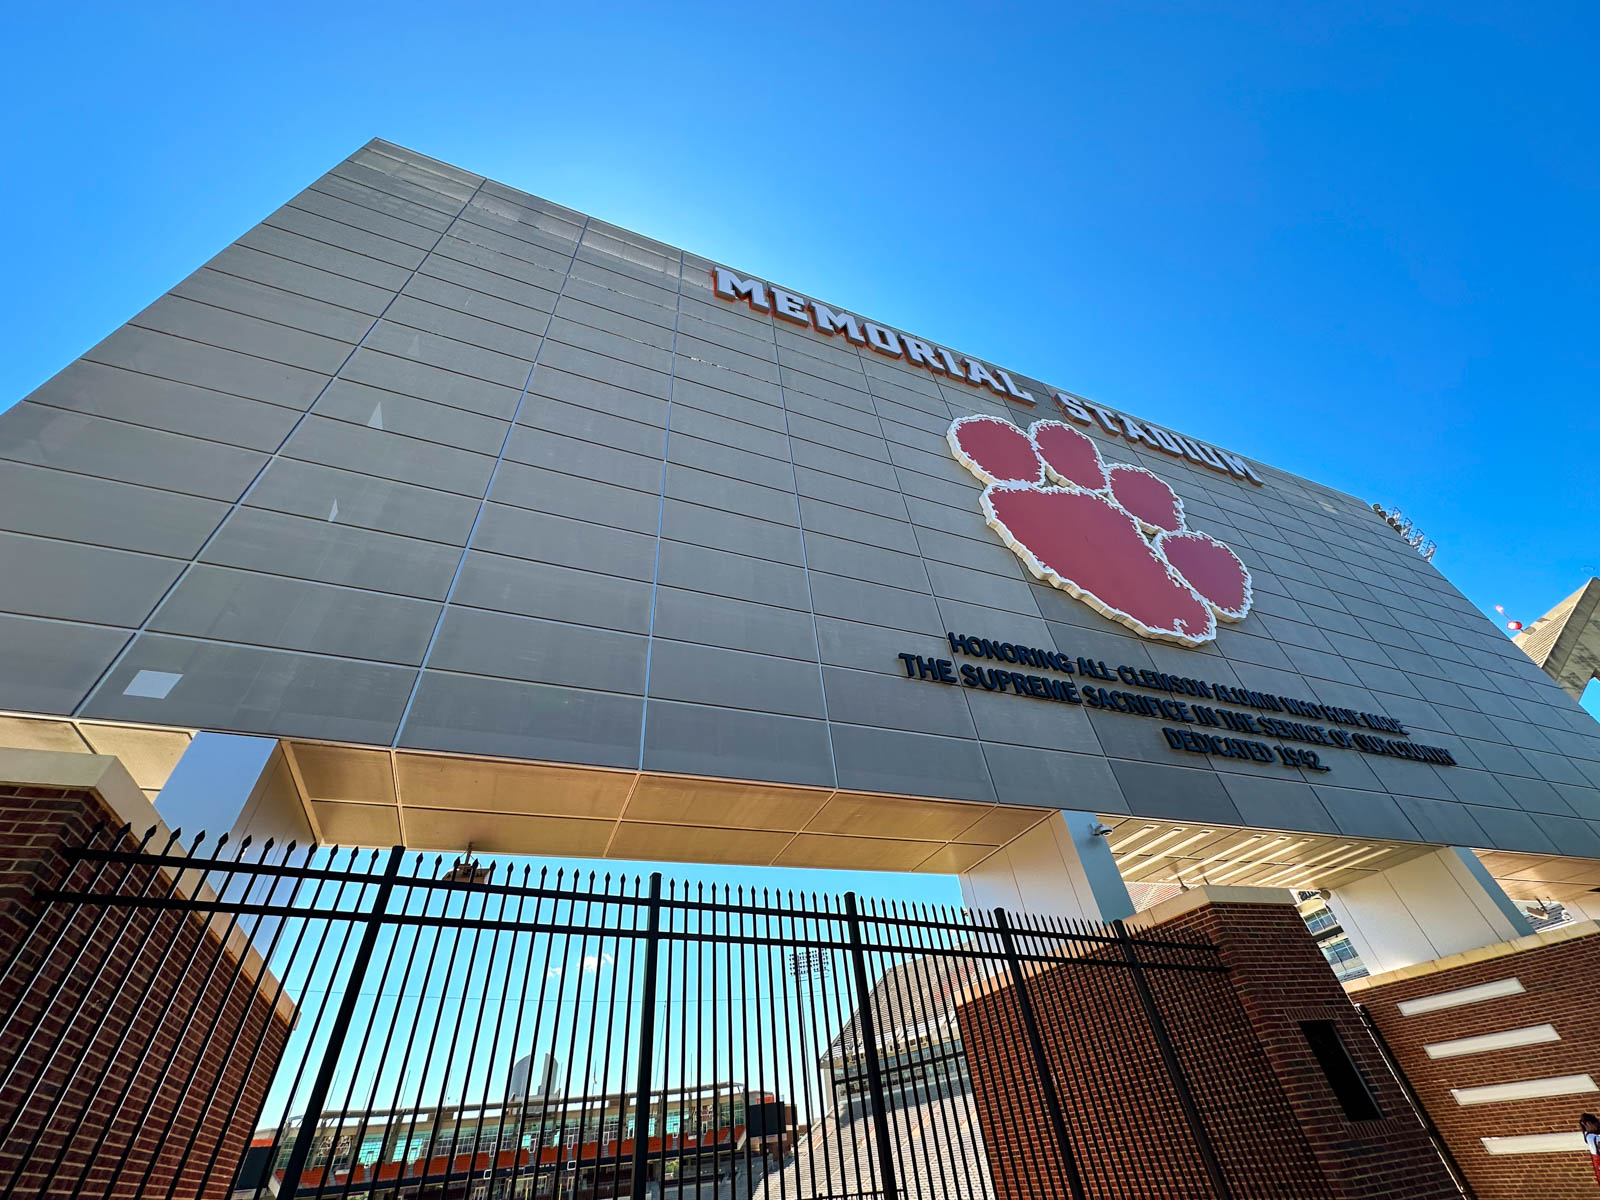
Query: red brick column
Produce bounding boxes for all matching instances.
[1147,892,1460,1200]
[1350,923,1600,1200]
[956,888,1460,1200]
[957,939,1280,1200]
[0,781,293,1200]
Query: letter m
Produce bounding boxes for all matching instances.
[1218,450,1264,484]
[812,302,865,344]
[711,266,770,311]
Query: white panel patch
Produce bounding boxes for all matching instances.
[122,670,183,700]
[1452,1074,1597,1106]
[1482,1132,1589,1155]
[1398,977,1525,1016]
[1424,1024,1560,1059]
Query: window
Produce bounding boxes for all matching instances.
[1300,1020,1382,1121]
[1305,909,1339,935]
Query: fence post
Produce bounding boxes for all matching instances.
[991,908,1089,1200]
[278,845,406,1197]
[1112,919,1235,1200]
[843,892,900,1200]
[629,872,663,1200]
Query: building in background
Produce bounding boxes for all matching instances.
[762,953,994,1200]
[1514,578,1600,702]
[250,1080,787,1200]
[507,1054,560,1105]
[1294,891,1369,982]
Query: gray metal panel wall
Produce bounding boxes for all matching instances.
[3,139,1599,858]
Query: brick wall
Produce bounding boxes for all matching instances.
[956,975,1075,1200]
[0,784,292,1200]
[956,895,1461,1200]
[957,937,1329,1199]
[1152,899,1460,1200]
[1353,925,1600,1199]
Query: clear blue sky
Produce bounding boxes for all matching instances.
[4,1,1597,833]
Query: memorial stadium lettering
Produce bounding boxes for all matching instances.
[893,631,1459,773]
[711,266,1036,403]
[709,264,1263,486]
[1049,393,1263,485]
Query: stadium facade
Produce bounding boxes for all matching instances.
[6,139,1600,1198]
[2,138,1599,954]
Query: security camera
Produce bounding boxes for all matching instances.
[1089,823,1114,837]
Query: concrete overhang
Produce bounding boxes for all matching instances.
[1103,815,1600,908]
[6,714,1600,909]
[0,712,191,807]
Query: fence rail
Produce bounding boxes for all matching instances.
[0,826,1333,1200]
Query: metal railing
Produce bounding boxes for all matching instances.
[0,827,1334,1200]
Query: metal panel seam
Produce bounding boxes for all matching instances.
[69,175,492,720]
[759,303,841,792]
[635,248,688,771]
[388,213,595,746]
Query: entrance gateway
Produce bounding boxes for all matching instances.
[1,139,1598,1198]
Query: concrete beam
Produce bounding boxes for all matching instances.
[1327,846,1534,975]
[959,809,1135,923]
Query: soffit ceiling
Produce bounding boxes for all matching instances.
[3,713,1598,904]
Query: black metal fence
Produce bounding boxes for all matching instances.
[0,828,1335,1200]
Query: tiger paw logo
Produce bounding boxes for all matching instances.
[948,415,1252,647]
